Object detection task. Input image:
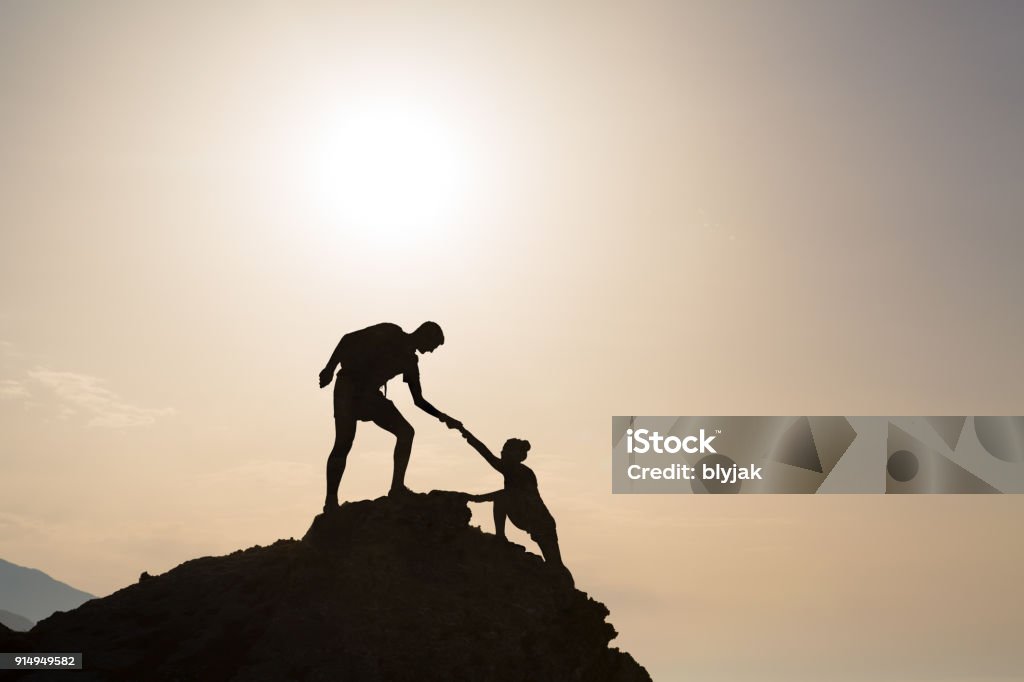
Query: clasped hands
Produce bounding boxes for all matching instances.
[438,413,462,431]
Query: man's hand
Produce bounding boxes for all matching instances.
[318,367,335,389]
[439,414,462,430]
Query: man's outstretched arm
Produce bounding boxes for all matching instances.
[405,369,460,428]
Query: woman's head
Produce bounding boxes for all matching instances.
[501,438,531,462]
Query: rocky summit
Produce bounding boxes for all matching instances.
[1,491,650,682]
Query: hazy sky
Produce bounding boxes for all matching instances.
[2,2,1023,680]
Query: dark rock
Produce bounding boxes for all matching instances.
[0,622,30,655]
[4,491,650,682]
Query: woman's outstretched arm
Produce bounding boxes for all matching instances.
[465,490,502,502]
[457,426,504,472]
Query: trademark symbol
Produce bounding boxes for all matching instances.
[715,430,722,434]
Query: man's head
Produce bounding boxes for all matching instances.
[411,321,444,353]
[501,438,531,463]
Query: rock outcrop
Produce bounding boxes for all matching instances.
[2,491,650,682]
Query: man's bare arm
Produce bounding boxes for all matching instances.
[319,335,347,388]
[406,370,460,428]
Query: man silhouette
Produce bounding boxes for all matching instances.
[318,321,460,511]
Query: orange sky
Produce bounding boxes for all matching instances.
[2,3,1023,680]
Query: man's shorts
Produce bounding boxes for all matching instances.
[333,375,393,422]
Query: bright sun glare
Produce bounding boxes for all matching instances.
[309,98,471,239]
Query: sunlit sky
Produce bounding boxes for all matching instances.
[2,2,1023,680]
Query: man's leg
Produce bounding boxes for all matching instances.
[325,415,356,511]
[325,383,358,512]
[368,398,415,495]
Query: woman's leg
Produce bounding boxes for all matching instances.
[535,530,564,567]
[534,528,573,585]
[493,493,508,540]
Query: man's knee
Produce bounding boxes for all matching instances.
[395,421,415,443]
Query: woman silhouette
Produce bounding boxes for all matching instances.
[458,426,572,585]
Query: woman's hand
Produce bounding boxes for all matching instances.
[318,366,335,389]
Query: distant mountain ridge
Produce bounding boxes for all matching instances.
[0,608,34,632]
[0,558,93,623]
